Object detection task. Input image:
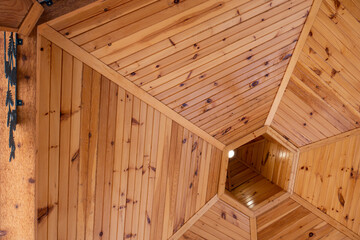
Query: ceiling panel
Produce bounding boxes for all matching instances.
[272,0,360,147]
[48,0,313,144]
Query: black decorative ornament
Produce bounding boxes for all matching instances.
[4,32,21,162]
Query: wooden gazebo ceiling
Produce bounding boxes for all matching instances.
[272,0,360,147]
[46,0,313,145]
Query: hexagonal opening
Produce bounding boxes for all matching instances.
[225,133,295,210]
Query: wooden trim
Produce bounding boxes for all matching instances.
[168,195,219,240]
[37,24,225,150]
[254,192,290,217]
[219,191,255,217]
[250,216,257,240]
[291,194,360,240]
[300,128,360,152]
[226,126,268,151]
[18,1,44,36]
[264,0,322,126]
[288,151,300,194]
[265,127,298,153]
[217,149,230,196]
[0,26,19,32]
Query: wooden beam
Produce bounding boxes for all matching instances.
[219,191,255,217]
[37,24,225,150]
[264,0,322,126]
[18,1,43,36]
[265,126,299,153]
[300,127,360,152]
[291,194,360,240]
[226,126,268,151]
[168,195,219,240]
[250,216,257,240]
[217,149,230,196]
[288,151,300,194]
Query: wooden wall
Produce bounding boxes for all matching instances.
[36,36,222,240]
[257,198,350,239]
[234,136,293,190]
[272,0,360,147]
[180,200,250,240]
[295,134,360,236]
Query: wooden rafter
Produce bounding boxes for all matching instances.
[264,0,323,126]
[37,24,225,151]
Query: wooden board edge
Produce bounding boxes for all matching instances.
[250,216,257,240]
[300,128,360,152]
[264,0,322,126]
[219,191,255,218]
[18,1,44,36]
[254,192,290,217]
[290,194,360,240]
[288,151,300,194]
[217,148,230,196]
[265,126,299,153]
[0,26,19,32]
[168,195,219,240]
[226,126,268,151]
[37,23,225,150]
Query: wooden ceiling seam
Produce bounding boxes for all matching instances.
[264,0,323,126]
[300,127,360,152]
[36,23,225,151]
[168,195,219,240]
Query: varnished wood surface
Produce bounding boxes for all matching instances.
[229,136,293,191]
[0,0,33,30]
[36,37,222,240]
[226,160,286,210]
[46,0,313,145]
[257,198,351,240]
[272,0,360,147]
[295,133,360,236]
[180,200,251,240]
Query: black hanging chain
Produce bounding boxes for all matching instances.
[4,32,22,162]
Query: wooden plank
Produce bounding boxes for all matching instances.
[38,24,225,150]
[226,126,268,151]
[250,216,257,240]
[85,70,101,240]
[57,50,73,240]
[18,1,44,36]
[0,0,33,30]
[291,194,360,240]
[169,195,218,240]
[254,192,290,217]
[67,58,83,240]
[264,0,323,125]
[76,64,93,240]
[300,128,360,152]
[36,35,51,240]
[47,43,62,240]
[288,151,300,194]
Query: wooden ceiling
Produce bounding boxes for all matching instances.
[33,0,360,239]
[46,0,313,145]
[272,0,360,147]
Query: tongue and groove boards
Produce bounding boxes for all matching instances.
[272,0,360,147]
[36,36,223,240]
[47,0,313,145]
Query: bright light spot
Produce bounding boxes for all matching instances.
[247,200,254,206]
[279,151,286,158]
[228,150,235,158]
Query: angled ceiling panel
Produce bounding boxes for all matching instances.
[272,0,360,147]
[47,0,313,145]
[180,199,251,240]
